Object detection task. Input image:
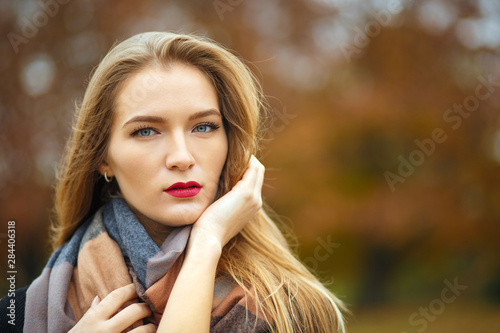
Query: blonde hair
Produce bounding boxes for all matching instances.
[52,32,346,332]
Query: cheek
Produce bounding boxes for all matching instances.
[207,137,228,176]
[108,141,155,183]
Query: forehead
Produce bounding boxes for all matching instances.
[113,63,219,122]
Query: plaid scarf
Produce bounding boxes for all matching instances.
[24,198,269,332]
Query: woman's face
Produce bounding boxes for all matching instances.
[102,63,228,228]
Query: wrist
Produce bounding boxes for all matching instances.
[187,228,223,262]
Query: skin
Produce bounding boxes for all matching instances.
[69,284,155,333]
[159,155,264,332]
[102,62,229,244]
[70,63,265,332]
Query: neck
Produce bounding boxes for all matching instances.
[130,206,174,247]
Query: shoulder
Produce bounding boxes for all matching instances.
[0,286,27,333]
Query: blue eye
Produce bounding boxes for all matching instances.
[139,129,153,136]
[131,127,159,137]
[193,122,220,133]
[195,125,210,133]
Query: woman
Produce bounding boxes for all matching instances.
[1,32,346,332]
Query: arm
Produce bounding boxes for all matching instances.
[158,156,265,333]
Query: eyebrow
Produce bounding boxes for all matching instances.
[188,109,221,121]
[122,109,221,128]
[122,115,166,128]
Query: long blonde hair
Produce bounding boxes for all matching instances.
[52,32,346,332]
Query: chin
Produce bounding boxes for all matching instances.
[154,206,205,227]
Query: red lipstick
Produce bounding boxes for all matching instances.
[164,181,201,198]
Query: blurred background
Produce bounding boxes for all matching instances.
[1,0,500,331]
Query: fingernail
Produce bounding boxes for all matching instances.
[91,295,100,308]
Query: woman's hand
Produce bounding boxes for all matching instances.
[158,156,265,332]
[190,155,265,252]
[69,284,155,333]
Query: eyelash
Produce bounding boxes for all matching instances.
[194,122,220,132]
[130,122,221,137]
[130,125,160,137]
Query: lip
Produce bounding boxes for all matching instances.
[164,181,201,198]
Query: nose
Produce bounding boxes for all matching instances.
[165,132,195,171]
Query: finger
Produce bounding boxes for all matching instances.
[108,303,152,332]
[95,284,138,319]
[129,323,156,333]
[237,155,263,187]
[251,156,265,195]
[241,156,265,197]
[91,295,101,308]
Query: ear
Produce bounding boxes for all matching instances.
[98,161,114,177]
